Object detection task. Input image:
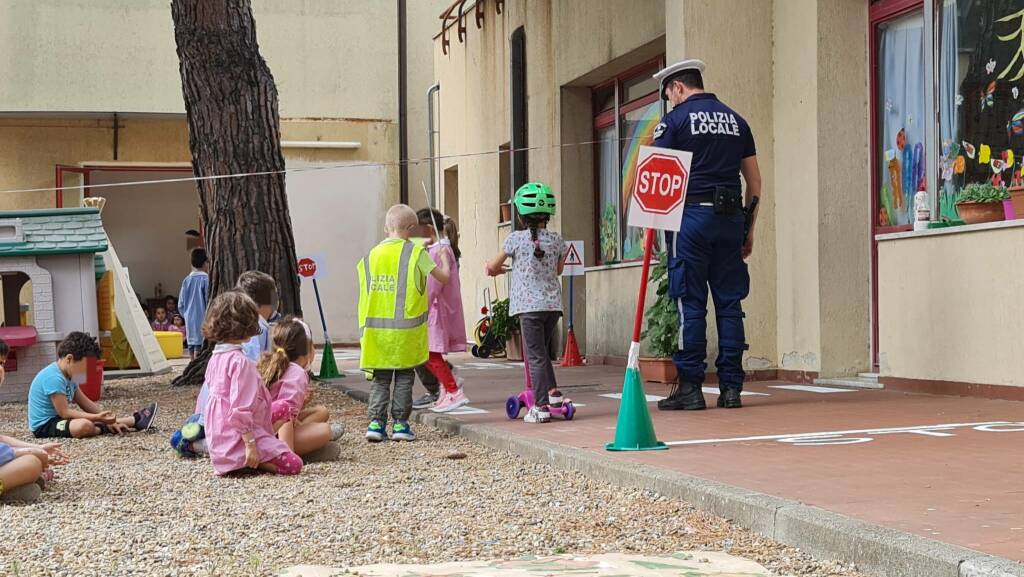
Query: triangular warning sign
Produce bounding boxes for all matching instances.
[565,243,583,266]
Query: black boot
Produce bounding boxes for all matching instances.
[717,388,742,408]
[658,380,706,411]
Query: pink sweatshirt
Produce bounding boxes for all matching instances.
[269,363,309,421]
[204,344,291,475]
[426,243,467,354]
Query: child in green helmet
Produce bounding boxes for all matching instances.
[486,183,569,424]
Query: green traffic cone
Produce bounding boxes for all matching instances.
[605,367,667,451]
[318,340,344,380]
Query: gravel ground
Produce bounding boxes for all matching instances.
[0,372,867,577]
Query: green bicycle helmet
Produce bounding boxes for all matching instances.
[513,182,557,216]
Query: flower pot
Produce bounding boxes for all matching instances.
[499,203,512,224]
[1010,186,1024,219]
[639,357,677,384]
[955,201,1005,225]
[505,330,523,361]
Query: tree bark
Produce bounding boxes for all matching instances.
[170,0,301,386]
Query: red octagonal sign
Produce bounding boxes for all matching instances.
[297,257,318,278]
[631,153,689,215]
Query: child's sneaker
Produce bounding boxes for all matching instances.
[431,389,470,413]
[0,482,41,503]
[391,421,416,441]
[181,420,204,442]
[330,423,346,441]
[133,402,159,432]
[366,420,388,443]
[412,392,439,410]
[170,430,197,458]
[548,389,564,408]
[524,405,551,423]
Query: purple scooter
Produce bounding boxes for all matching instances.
[505,334,577,420]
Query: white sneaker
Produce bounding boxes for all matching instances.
[330,423,346,441]
[524,406,551,423]
[431,389,470,413]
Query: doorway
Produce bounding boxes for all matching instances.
[55,164,200,316]
[870,0,925,368]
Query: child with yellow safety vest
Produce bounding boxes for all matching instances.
[358,205,451,442]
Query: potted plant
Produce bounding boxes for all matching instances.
[639,252,679,384]
[488,298,522,361]
[955,183,1009,225]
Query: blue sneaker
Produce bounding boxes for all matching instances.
[181,419,204,442]
[366,420,388,443]
[169,430,197,458]
[392,421,416,442]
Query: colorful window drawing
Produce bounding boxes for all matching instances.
[939,1,1024,208]
[877,10,926,227]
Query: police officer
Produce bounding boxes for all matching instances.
[651,60,762,411]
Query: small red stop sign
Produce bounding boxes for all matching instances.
[632,153,689,215]
[297,257,317,278]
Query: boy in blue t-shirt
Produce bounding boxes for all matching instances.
[28,332,158,439]
[178,247,210,360]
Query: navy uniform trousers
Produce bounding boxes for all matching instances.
[668,205,750,391]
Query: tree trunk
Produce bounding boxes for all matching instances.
[170,0,301,386]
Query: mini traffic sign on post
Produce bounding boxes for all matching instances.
[561,241,585,367]
[608,145,692,452]
[562,241,585,277]
[627,146,692,231]
[298,254,343,380]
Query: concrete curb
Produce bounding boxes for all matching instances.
[335,384,1023,577]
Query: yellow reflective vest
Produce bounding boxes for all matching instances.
[357,238,429,369]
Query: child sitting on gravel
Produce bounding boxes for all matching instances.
[28,332,158,439]
[258,317,343,460]
[203,290,302,476]
[174,271,281,457]
[0,339,70,503]
[238,271,278,363]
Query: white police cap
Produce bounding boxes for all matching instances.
[653,59,706,87]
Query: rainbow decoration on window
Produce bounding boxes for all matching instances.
[620,102,662,259]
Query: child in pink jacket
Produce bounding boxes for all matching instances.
[202,290,302,476]
[417,208,469,413]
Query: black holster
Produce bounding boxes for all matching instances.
[713,186,742,215]
[743,196,759,244]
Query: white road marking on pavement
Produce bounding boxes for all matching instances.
[445,406,489,415]
[665,421,1021,447]
[768,384,857,394]
[600,393,665,402]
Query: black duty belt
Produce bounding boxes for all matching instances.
[685,193,714,205]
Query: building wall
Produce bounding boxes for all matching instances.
[666,0,778,370]
[407,0,452,209]
[0,0,399,121]
[815,0,871,377]
[773,0,822,373]
[877,226,1024,387]
[434,0,668,356]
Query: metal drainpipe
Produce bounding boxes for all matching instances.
[398,0,409,204]
[427,83,440,207]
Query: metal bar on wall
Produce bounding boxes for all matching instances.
[925,0,938,220]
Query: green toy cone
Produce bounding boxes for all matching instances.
[606,365,667,451]
[318,340,344,380]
